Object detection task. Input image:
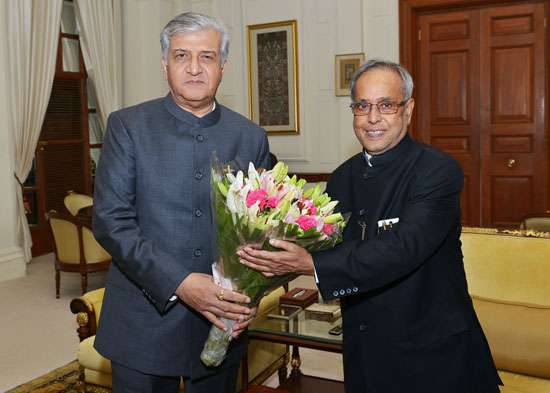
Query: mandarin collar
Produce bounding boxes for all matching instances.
[163,93,221,128]
[367,133,413,167]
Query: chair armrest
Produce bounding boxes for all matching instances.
[70,287,105,341]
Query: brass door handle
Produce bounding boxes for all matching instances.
[38,141,47,151]
[507,158,516,168]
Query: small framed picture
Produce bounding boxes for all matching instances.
[335,53,365,97]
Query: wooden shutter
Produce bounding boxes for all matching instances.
[39,76,88,214]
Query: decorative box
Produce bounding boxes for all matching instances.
[279,287,319,309]
[304,302,341,322]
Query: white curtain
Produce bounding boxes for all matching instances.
[74,0,122,133]
[5,0,63,262]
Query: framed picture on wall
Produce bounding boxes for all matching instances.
[247,20,299,134]
[335,53,365,97]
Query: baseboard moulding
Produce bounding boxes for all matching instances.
[0,246,26,283]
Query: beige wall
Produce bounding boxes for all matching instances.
[0,0,399,281]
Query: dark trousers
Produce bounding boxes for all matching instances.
[111,361,240,393]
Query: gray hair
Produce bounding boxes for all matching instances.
[160,12,229,66]
[350,58,414,101]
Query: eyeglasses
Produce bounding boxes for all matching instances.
[349,99,409,116]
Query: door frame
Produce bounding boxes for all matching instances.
[399,0,550,208]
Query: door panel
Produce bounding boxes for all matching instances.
[492,46,533,122]
[480,3,546,227]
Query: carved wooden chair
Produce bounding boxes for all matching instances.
[46,210,111,298]
[519,211,550,232]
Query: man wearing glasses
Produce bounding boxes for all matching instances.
[239,58,502,393]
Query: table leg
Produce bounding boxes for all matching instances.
[289,344,302,379]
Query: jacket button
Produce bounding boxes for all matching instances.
[359,324,367,332]
[363,173,371,180]
[196,135,204,142]
[333,290,339,297]
[194,249,202,257]
[195,209,203,217]
[194,172,203,180]
[359,209,366,216]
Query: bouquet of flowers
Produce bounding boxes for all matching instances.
[200,156,348,367]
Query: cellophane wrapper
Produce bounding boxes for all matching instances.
[200,155,348,367]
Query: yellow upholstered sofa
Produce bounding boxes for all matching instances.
[461,227,550,393]
[70,287,287,393]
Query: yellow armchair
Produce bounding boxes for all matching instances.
[70,287,288,393]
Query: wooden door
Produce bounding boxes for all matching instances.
[417,2,547,228]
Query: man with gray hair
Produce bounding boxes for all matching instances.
[239,58,502,393]
[92,12,270,393]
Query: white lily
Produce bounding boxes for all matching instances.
[226,172,236,184]
[247,162,261,190]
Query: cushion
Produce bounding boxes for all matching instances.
[84,368,113,389]
[499,370,550,393]
[461,231,550,305]
[472,295,550,378]
[78,336,111,374]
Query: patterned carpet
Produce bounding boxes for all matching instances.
[5,361,79,393]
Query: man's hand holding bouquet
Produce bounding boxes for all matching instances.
[200,156,347,366]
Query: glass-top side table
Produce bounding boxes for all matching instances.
[250,307,343,347]
[244,306,344,393]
